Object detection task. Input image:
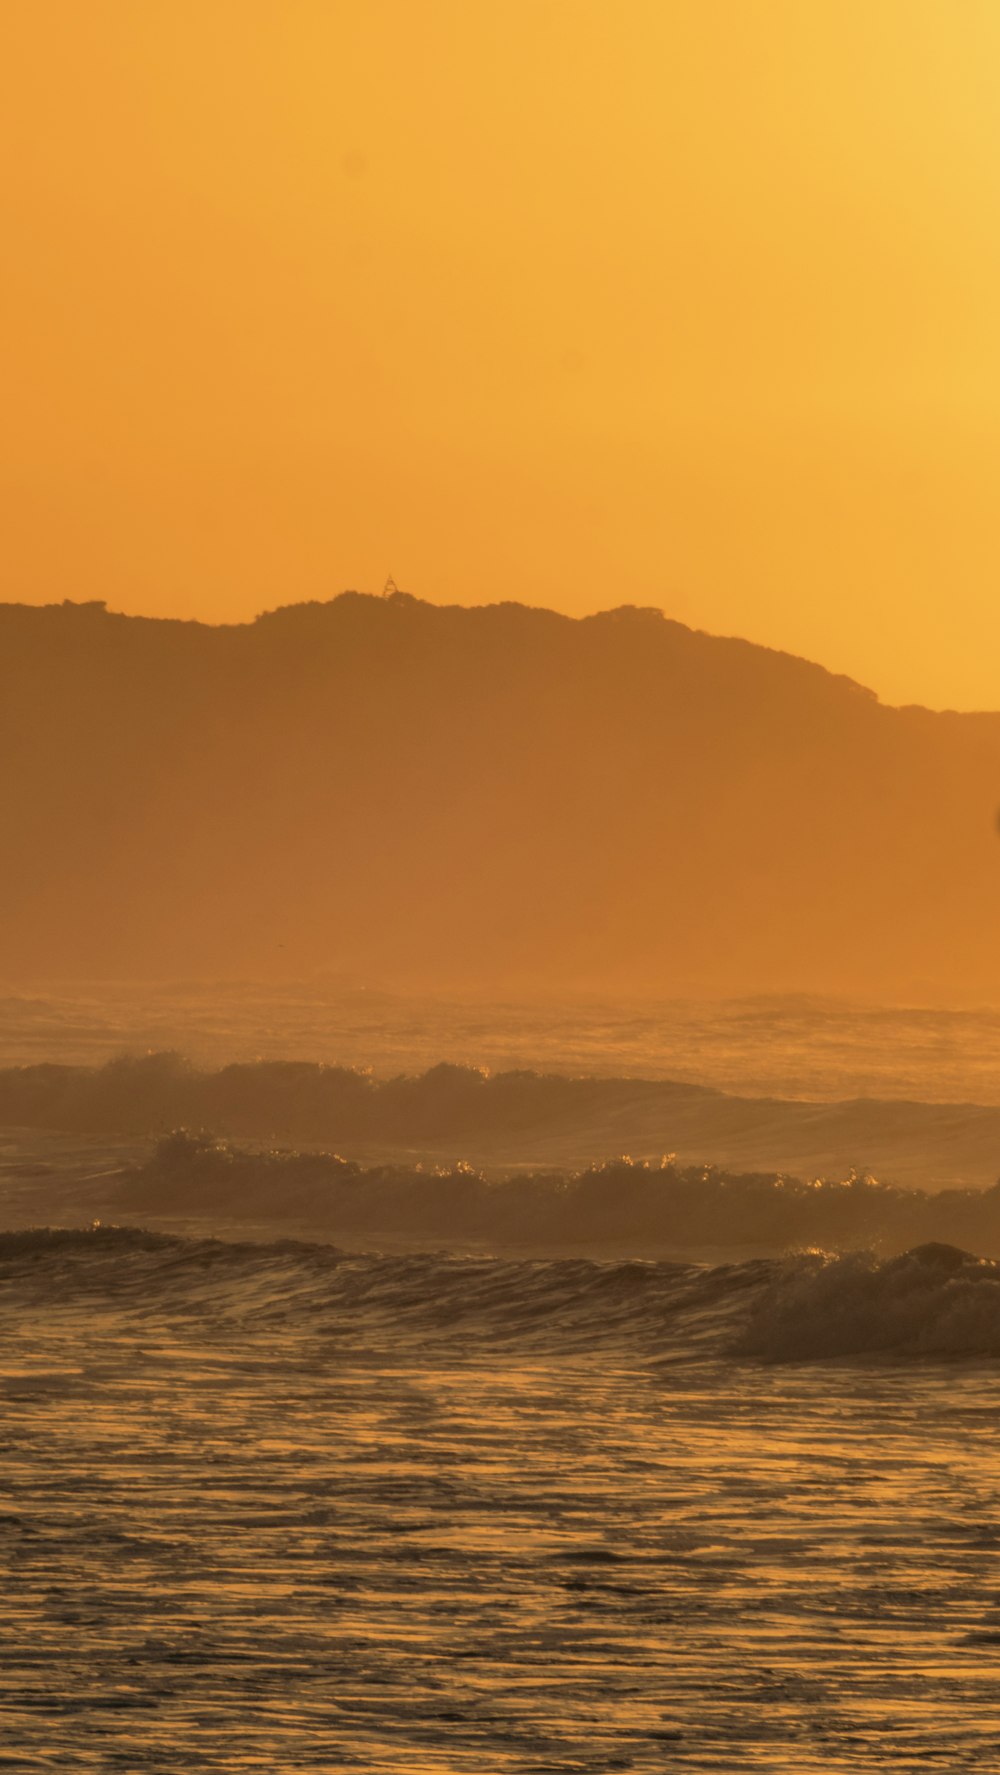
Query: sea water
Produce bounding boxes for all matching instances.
[3,1229,1000,1772]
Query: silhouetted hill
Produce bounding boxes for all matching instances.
[3,592,999,993]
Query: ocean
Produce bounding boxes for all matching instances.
[4,1230,1000,1771]
[4,987,1000,1770]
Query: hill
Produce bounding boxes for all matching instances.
[2,591,999,994]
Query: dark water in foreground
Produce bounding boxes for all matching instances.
[4,1229,1000,1771]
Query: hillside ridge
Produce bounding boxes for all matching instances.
[2,591,998,991]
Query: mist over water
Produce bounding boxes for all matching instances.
[8,986,1000,1195]
[9,982,1000,1103]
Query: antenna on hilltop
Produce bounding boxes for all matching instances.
[382,575,399,598]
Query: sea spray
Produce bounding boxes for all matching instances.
[114,1131,1000,1253]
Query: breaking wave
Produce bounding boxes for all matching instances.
[0,1054,708,1139]
[110,1130,1000,1253]
[738,1243,1000,1359]
[4,1223,1000,1361]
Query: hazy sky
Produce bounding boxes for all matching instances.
[4,1,1000,708]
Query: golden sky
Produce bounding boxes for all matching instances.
[3,1,1000,708]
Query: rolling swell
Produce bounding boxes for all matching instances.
[5,1224,1000,1359]
[0,1223,742,1351]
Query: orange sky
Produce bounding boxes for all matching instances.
[3,0,1000,708]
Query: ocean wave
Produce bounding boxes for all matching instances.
[738,1244,1000,1359]
[0,1053,707,1139]
[0,1220,738,1349]
[110,1130,1000,1253]
[7,1051,1000,1196]
[3,1222,999,1360]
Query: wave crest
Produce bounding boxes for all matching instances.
[113,1132,1000,1254]
[5,1222,1000,1360]
[738,1244,1000,1359]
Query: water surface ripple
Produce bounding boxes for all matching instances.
[2,1233,999,1771]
